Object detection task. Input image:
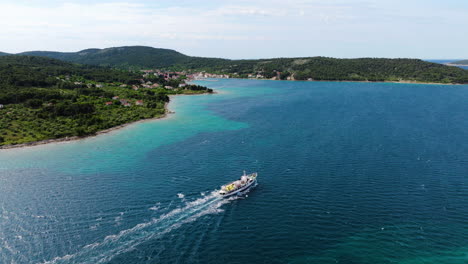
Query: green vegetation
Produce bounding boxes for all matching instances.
[0,56,212,146]
[20,46,230,70]
[205,57,468,84]
[451,60,468,65]
[14,46,468,84]
[1,47,467,146]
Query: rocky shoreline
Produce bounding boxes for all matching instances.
[0,106,171,150]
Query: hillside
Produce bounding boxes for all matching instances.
[201,57,468,83]
[4,46,468,84]
[209,57,468,84]
[0,55,212,146]
[0,55,141,89]
[20,46,230,70]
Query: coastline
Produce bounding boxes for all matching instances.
[218,77,464,85]
[0,92,211,150]
[0,75,463,151]
[445,63,468,67]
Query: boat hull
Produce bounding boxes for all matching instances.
[220,178,257,198]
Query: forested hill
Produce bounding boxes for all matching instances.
[200,57,468,83]
[0,55,140,89]
[19,46,230,70]
[3,46,468,84]
[451,59,468,65]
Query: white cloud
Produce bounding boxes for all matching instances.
[0,0,466,58]
[211,6,285,17]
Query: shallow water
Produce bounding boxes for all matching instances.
[1,79,467,263]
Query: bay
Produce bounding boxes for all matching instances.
[0,79,467,264]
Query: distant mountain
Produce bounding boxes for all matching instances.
[19,46,229,70]
[0,52,10,56]
[194,57,468,83]
[2,46,467,84]
[19,51,76,61]
[451,60,468,65]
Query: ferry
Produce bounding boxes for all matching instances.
[219,171,258,198]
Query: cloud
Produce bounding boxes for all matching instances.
[212,6,284,17]
[0,0,466,58]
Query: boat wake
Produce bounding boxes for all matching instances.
[41,190,235,264]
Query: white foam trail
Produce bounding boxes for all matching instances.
[40,190,230,264]
[149,203,161,211]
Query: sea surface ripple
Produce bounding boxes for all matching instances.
[0,79,467,263]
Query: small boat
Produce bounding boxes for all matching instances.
[219,171,258,198]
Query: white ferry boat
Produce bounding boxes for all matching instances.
[219,171,258,198]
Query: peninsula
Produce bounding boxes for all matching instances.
[0,55,212,147]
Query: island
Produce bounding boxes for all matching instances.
[3,46,467,84]
[0,56,212,147]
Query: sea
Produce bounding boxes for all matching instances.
[1,79,468,264]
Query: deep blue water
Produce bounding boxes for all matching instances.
[1,79,468,264]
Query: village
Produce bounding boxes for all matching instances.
[55,70,216,108]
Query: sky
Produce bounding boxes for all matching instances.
[0,0,467,59]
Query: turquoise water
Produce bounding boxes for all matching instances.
[1,79,468,263]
